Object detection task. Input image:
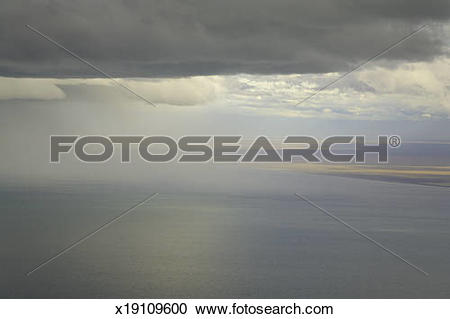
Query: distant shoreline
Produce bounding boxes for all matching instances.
[267,163,450,188]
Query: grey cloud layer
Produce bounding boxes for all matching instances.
[1,0,449,77]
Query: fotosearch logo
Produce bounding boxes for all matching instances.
[50,135,401,164]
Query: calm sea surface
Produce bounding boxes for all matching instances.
[1,168,449,298]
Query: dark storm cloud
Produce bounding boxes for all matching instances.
[1,0,449,77]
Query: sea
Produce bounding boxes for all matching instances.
[1,165,449,298]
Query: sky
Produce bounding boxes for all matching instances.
[0,1,449,180]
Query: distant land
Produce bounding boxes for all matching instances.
[273,163,450,188]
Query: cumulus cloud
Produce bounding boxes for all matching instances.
[219,57,450,120]
[1,56,448,119]
[0,77,66,100]
[356,58,449,107]
[0,76,225,105]
[122,77,225,105]
[1,54,448,120]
